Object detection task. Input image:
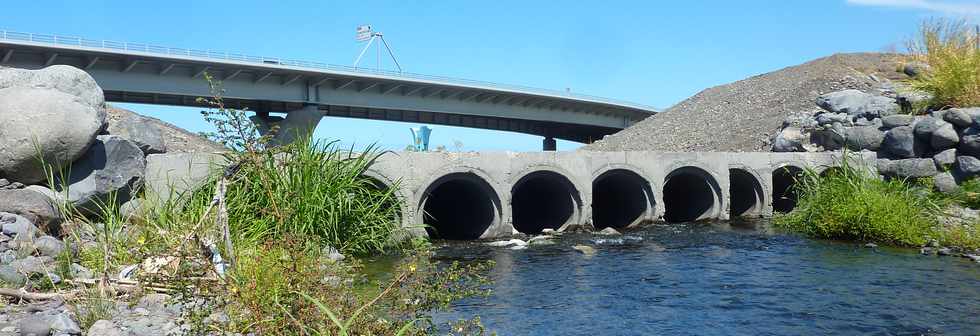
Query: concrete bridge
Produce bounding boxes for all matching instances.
[147,151,872,240]
[0,31,657,149]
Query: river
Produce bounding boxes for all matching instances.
[426,220,980,335]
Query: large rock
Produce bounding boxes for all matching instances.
[0,212,39,238]
[931,123,959,150]
[881,115,915,128]
[844,126,885,151]
[54,135,146,213]
[878,158,937,178]
[913,117,948,140]
[934,171,959,194]
[811,123,845,150]
[957,155,980,177]
[943,108,974,128]
[882,126,924,159]
[772,127,806,152]
[107,114,167,154]
[958,126,980,157]
[0,65,104,118]
[0,189,62,234]
[0,87,104,184]
[934,148,957,169]
[87,320,124,336]
[816,90,899,118]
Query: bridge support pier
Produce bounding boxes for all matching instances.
[249,104,323,146]
[543,137,557,151]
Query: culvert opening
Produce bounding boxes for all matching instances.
[729,168,764,218]
[421,173,500,240]
[773,166,804,213]
[663,167,721,223]
[593,169,654,230]
[512,171,581,234]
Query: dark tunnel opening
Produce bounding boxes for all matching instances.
[592,169,653,230]
[729,168,764,218]
[663,167,720,223]
[773,166,804,213]
[512,171,581,234]
[422,173,500,240]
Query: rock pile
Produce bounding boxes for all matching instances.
[771,86,980,192]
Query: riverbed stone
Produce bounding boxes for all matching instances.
[878,158,937,178]
[48,313,80,335]
[914,117,947,140]
[0,190,62,234]
[86,320,123,336]
[816,113,851,126]
[957,155,980,177]
[943,108,974,127]
[812,123,845,150]
[934,171,959,194]
[816,90,899,118]
[934,149,957,169]
[54,135,146,213]
[844,126,885,151]
[958,125,980,157]
[1,212,39,239]
[0,265,26,286]
[33,236,65,257]
[882,126,924,158]
[882,114,915,128]
[932,123,960,150]
[597,227,622,236]
[772,127,806,152]
[17,316,50,336]
[108,114,167,155]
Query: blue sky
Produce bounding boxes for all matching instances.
[2,0,976,151]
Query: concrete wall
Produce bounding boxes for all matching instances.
[143,150,875,240]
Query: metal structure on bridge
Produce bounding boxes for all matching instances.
[0,30,657,148]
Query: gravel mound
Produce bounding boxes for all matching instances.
[583,53,909,152]
[107,105,226,153]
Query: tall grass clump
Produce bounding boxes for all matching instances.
[192,73,401,255]
[907,19,980,108]
[774,157,942,246]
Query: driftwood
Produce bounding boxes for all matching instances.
[0,288,68,301]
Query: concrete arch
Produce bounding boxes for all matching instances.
[510,166,584,234]
[772,165,805,213]
[591,165,656,229]
[819,166,844,177]
[662,166,724,222]
[416,167,505,240]
[728,167,765,218]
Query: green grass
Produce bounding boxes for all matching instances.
[774,158,942,246]
[907,19,980,109]
[188,136,402,256]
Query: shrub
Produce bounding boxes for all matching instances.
[907,19,980,108]
[774,157,942,246]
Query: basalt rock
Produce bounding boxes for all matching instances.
[54,135,146,214]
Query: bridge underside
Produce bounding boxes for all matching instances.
[1,38,653,143]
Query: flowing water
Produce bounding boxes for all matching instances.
[426,220,980,335]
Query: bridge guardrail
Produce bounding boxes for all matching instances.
[0,30,657,112]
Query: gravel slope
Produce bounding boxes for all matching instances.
[106,105,227,153]
[583,53,909,152]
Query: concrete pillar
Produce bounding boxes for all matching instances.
[543,137,557,151]
[249,104,323,146]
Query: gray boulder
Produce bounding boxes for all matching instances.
[0,265,25,286]
[934,148,957,169]
[934,171,959,194]
[86,320,124,336]
[17,316,50,336]
[913,117,948,140]
[881,115,915,128]
[816,113,851,126]
[958,126,980,157]
[811,123,845,150]
[9,256,51,275]
[878,158,937,178]
[33,236,65,257]
[48,313,81,335]
[882,126,924,158]
[772,127,806,152]
[903,62,930,77]
[107,114,167,154]
[0,189,62,234]
[816,90,899,118]
[844,126,885,151]
[0,87,104,184]
[0,65,104,118]
[958,155,980,177]
[943,108,974,128]
[931,123,960,150]
[0,212,39,238]
[54,135,146,213]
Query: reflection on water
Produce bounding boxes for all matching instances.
[428,220,980,335]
